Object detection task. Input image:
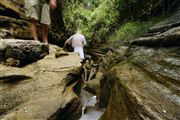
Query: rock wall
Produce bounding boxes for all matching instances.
[99,6,180,120]
[132,6,180,46]
[0,0,66,46]
[0,0,30,39]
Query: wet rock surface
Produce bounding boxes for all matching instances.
[0,44,82,120]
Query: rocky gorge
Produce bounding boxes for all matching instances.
[98,6,180,120]
[0,0,180,120]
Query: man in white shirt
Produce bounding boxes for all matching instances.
[64,31,86,60]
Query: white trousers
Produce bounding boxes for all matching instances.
[74,47,84,60]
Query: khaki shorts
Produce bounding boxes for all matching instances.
[24,0,51,25]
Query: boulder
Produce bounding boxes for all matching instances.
[0,44,82,120]
[0,39,49,67]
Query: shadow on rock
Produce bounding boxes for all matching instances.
[0,75,31,83]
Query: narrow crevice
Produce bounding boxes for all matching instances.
[0,8,21,19]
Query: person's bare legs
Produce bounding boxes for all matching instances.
[41,24,48,44]
[30,19,38,41]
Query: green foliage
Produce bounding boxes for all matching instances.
[107,18,161,44]
[62,0,120,44]
[62,0,167,45]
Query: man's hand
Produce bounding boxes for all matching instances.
[49,0,57,9]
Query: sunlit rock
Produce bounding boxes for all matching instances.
[0,44,82,120]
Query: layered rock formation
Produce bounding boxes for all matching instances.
[100,47,180,120]
[99,6,180,120]
[0,40,82,120]
[132,6,180,47]
[0,0,66,45]
[0,0,30,39]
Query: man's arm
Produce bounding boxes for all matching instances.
[63,36,73,48]
[49,0,57,9]
[63,40,69,48]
